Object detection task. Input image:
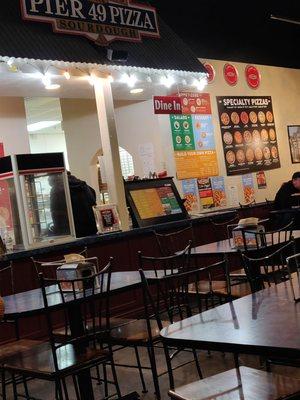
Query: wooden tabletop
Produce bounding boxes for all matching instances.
[3,270,165,319]
[161,280,300,359]
[192,230,300,255]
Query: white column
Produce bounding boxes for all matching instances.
[93,77,129,231]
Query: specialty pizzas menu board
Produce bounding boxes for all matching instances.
[217,96,280,176]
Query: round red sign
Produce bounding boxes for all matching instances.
[204,63,215,83]
[245,65,260,89]
[223,63,238,86]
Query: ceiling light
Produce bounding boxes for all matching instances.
[45,84,61,90]
[27,121,61,132]
[130,88,144,94]
[63,71,71,80]
[87,75,97,86]
[121,73,137,88]
[41,75,51,87]
[192,77,208,91]
[107,74,114,83]
[160,75,175,88]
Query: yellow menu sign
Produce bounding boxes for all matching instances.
[175,150,219,180]
[130,189,165,219]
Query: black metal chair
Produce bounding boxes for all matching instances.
[208,212,239,240]
[241,240,296,293]
[2,259,121,400]
[109,244,200,400]
[154,224,195,257]
[138,242,192,276]
[240,220,294,252]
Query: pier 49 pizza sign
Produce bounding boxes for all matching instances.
[20,0,160,45]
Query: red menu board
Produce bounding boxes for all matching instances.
[179,93,212,115]
[224,63,238,86]
[217,96,280,176]
[245,65,261,89]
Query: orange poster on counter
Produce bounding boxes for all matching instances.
[174,150,219,180]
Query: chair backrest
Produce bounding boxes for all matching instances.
[31,247,93,277]
[241,240,296,293]
[209,212,239,240]
[0,261,14,296]
[154,224,194,256]
[138,242,192,276]
[39,258,112,373]
[139,258,230,336]
[286,253,300,302]
[241,220,294,251]
[265,198,274,205]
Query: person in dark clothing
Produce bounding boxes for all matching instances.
[274,172,300,228]
[67,173,98,238]
[49,173,98,238]
[274,172,300,209]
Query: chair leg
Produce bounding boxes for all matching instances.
[146,344,160,400]
[62,378,69,400]
[22,376,30,399]
[72,375,80,400]
[110,356,122,399]
[192,349,203,379]
[12,373,18,400]
[134,346,147,394]
[103,363,109,398]
[1,370,7,400]
[163,345,174,391]
[55,380,64,400]
[95,365,102,386]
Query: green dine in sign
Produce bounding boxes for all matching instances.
[20,0,160,45]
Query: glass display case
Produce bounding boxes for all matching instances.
[0,153,76,251]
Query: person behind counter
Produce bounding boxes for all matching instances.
[274,172,300,227]
[49,172,98,238]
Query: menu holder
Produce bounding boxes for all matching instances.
[93,204,122,234]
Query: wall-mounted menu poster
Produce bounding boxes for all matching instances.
[217,96,280,176]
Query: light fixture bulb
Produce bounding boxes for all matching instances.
[121,73,137,88]
[130,88,144,94]
[192,77,208,91]
[45,84,61,90]
[107,74,114,83]
[63,71,71,80]
[42,75,51,87]
[160,75,175,88]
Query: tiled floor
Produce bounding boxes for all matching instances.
[5,346,300,399]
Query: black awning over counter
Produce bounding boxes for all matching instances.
[0,0,206,73]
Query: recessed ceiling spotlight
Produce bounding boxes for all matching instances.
[130,88,144,94]
[45,84,61,90]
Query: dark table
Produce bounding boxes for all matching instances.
[161,280,300,360]
[2,270,165,400]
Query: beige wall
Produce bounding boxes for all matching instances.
[0,97,30,155]
[196,58,300,204]
[60,98,102,191]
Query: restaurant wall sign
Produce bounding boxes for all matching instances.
[217,96,280,176]
[245,65,261,89]
[223,63,238,86]
[204,63,215,84]
[20,0,160,45]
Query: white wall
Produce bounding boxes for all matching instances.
[0,97,30,155]
[115,100,165,177]
[29,132,69,168]
[60,99,102,191]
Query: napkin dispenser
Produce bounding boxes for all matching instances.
[56,261,99,292]
[232,218,265,249]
